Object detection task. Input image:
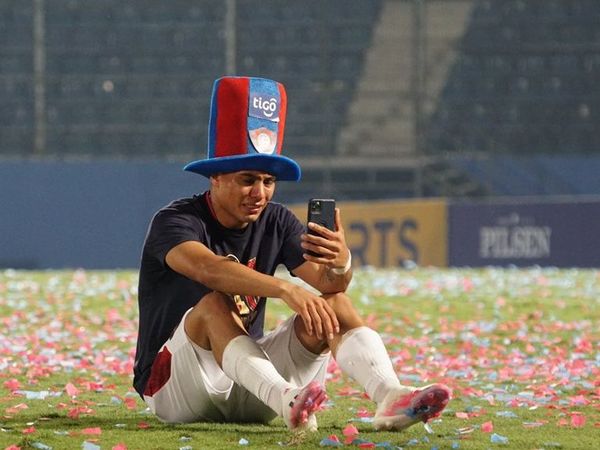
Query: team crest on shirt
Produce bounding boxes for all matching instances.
[226,255,260,316]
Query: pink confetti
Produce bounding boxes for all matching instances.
[3,379,21,391]
[456,412,470,419]
[67,406,95,419]
[137,422,150,429]
[5,403,28,415]
[124,397,137,410]
[4,445,21,450]
[557,418,569,427]
[481,421,494,433]
[82,427,102,435]
[112,445,128,450]
[343,424,359,436]
[65,382,80,397]
[568,395,590,406]
[343,424,359,445]
[336,387,362,397]
[355,408,372,418]
[22,426,36,434]
[83,382,104,391]
[571,414,586,428]
[106,308,122,322]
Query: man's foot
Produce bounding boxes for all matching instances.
[373,383,451,431]
[282,380,327,431]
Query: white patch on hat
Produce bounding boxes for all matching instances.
[249,127,277,154]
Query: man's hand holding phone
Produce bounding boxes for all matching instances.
[302,199,351,273]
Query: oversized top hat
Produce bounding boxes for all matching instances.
[184,76,301,181]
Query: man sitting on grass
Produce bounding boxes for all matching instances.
[133,76,451,431]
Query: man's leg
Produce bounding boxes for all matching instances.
[143,307,232,423]
[251,314,331,431]
[294,292,450,431]
[184,292,326,429]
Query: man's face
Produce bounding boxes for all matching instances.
[210,170,276,229]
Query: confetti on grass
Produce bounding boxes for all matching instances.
[1,268,600,449]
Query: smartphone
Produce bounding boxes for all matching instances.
[307,198,336,256]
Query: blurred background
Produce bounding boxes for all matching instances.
[2,0,600,269]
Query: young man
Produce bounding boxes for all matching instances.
[133,76,450,431]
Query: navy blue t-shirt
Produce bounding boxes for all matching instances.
[133,192,306,396]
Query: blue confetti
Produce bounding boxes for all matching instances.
[239,438,249,445]
[32,443,53,450]
[82,442,101,450]
[490,433,509,444]
[349,416,375,423]
[319,437,343,447]
[15,390,60,400]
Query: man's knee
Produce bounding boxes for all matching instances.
[184,292,243,348]
[323,292,364,331]
[323,292,353,312]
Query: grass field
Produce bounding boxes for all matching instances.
[0,267,599,449]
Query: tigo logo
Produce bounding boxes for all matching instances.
[249,93,280,122]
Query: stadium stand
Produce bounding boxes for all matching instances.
[0,0,382,164]
[427,0,600,156]
[41,0,227,159]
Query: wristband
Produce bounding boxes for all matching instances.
[330,252,352,275]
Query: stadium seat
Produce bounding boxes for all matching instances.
[0,54,32,74]
[0,129,32,155]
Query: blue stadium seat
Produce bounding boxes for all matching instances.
[0,54,32,74]
[131,56,161,73]
[0,76,32,98]
[97,56,124,73]
[0,129,32,154]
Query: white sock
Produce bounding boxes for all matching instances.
[221,335,293,416]
[335,326,403,404]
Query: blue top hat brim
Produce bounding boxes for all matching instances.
[183,153,301,181]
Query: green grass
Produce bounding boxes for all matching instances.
[1,267,599,449]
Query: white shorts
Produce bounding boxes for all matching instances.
[143,309,330,424]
